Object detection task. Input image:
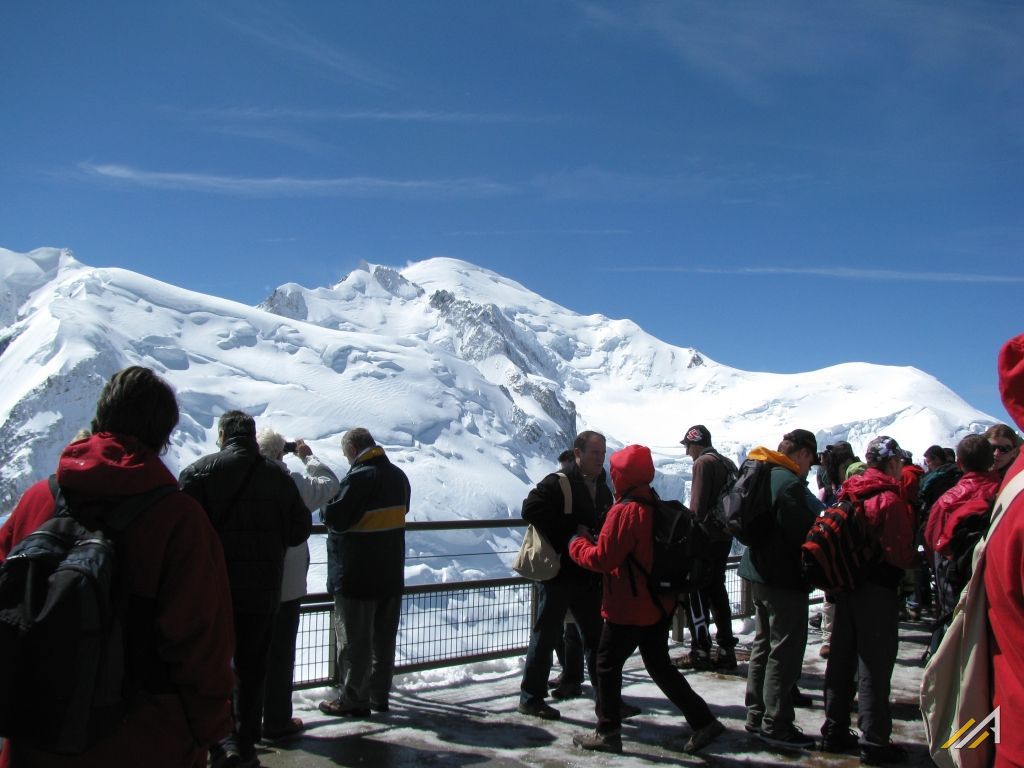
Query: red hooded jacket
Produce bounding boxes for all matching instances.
[985,333,1024,768]
[569,444,674,626]
[922,470,1001,557]
[839,467,915,584]
[0,433,235,768]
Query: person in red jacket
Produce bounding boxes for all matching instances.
[568,444,725,755]
[820,435,915,764]
[0,366,235,768]
[984,333,1024,768]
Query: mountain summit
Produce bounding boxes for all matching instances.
[0,247,993,579]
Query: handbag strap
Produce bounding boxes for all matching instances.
[555,472,572,516]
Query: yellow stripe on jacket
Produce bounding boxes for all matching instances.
[348,504,407,533]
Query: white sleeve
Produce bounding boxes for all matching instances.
[291,456,341,513]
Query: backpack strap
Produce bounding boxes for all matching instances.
[555,472,572,516]
[979,470,1024,552]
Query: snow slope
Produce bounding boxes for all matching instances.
[0,247,996,584]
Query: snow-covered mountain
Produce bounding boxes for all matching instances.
[0,247,995,583]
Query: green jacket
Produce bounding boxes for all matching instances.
[738,449,823,591]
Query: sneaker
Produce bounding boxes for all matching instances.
[550,682,583,699]
[318,699,370,718]
[821,727,859,753]
[860,742,908,765]
[684,719,725,754]
[716,646,738,670]
[819,643,831,658]
[759,727,816,750]
[572,729,623,753]
[620,701,642,719]
[263,717,305,739]
[517,700,561,720]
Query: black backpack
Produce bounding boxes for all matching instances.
[698,452,740,543]
[0,477,175,754]
[945,501,994,593]
[719,458,775,546]
[624,491,713,613]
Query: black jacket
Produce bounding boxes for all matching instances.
[521,462,613,582]
[322,446,411,599]
[179,434,311,614]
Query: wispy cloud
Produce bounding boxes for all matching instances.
[449,228,632,236]
[78,162,515,200]
[170,106,553,125]
[602,265,1024,284]
[213,5,396,90]
[575,1,1024,104]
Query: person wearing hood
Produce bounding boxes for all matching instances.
[983,333,1024,768]
[568,444,725,755]
[0,367,235,768]
[820,435,915,763]
[180,411,312,768]
[739,429,823,750]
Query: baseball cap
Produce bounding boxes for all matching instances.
[680,424,711,447]
[865,435,907,463]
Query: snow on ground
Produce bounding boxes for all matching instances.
[255,612,933,767]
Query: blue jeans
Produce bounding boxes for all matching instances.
[520,576,603,705]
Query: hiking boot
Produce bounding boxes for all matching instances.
[550,681,583,699]
[821,727,859,753]
[620,701,642,719]
[370,701,390,713]
[572,729,623,753]
[318,699,370,717]
[759,726,816,750]
[745,722,762,735]
[716,646,738,671]
[860,742,908,765]
[819,643,831,658]
[517,700,561,720]
[672,650,713,670]
[263,717,305,740]
[684,719,726,754]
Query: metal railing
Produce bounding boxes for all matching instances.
[293,521,758,689]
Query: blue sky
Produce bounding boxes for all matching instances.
[2,1,1022,428]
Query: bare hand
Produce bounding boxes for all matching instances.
[295,439,312,460]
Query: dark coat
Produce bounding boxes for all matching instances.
[179,434,311,614]
[0,433,235,768]
[322,446,411,599]
[738,449,822,591]
[521,461,613,583]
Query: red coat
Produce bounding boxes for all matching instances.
[922,470,1001,557]
[840,468,915,570]
[900,463,924,509]
[569,444,674,626]
[985,333,1024,768]
[0,433,235,768]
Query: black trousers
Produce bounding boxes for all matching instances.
[263,598,302,728]
[687,539,736,652]
[223,608,276,758]
[823,581,899,744]
[595,619,714,734]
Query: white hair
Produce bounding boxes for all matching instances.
[257,428,286,460]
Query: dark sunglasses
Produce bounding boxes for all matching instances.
[992,444,1015,453]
